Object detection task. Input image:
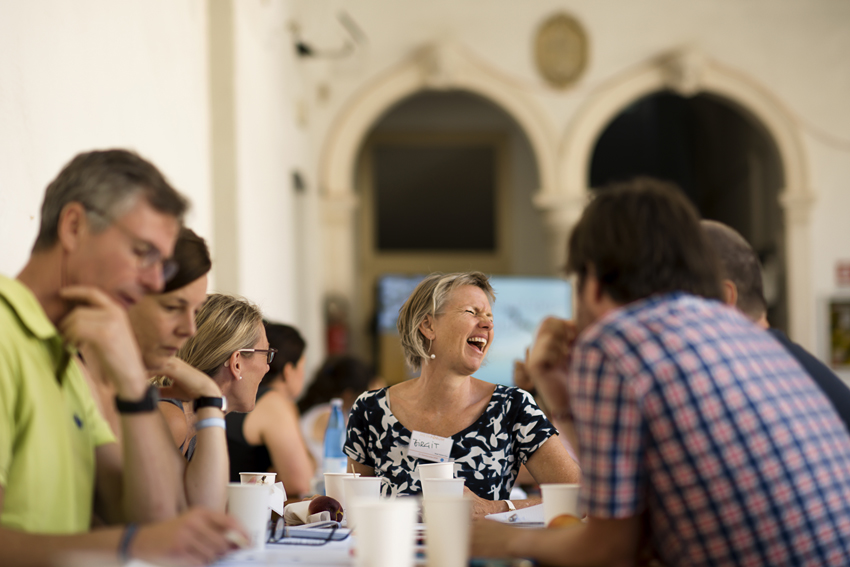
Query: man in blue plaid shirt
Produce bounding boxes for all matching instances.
[472,178,850,566]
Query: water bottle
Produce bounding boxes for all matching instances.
[323,398,347,474]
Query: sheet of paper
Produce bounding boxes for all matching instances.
[484,503,545,525]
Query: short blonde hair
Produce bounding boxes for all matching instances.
[397,272,494,372]
[177,293,264,377]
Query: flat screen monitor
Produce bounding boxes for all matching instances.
[375,275,573,386]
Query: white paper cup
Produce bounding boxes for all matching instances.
[540,483,581,526]
[417,462,454,480]
[239,472,276,485]
[343,476,392,529]
[324,472,359,511]
[423,497,471,567]
[240,472,286,516]
[421,477,465,499]
[226,483,270,550]
[352,497,418,567]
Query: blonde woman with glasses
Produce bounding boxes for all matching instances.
[157,294,273,509]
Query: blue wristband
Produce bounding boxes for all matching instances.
[118,523,138,563]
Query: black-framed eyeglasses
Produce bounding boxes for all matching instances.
[237,348,278,364]
[267,518,346,546]
[85,207,179,283]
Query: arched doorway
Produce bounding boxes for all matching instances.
[317,41,559,375]
[354,90,547,381]
[590,91,787,330]
[556,50,814,348]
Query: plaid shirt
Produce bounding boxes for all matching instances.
[570,293,850,567]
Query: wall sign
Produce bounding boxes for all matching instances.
[534,13,588,89]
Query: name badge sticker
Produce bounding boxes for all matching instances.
[408,431,454,463]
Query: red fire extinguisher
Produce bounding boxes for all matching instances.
[325,296,349,355]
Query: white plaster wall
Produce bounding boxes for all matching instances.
[230,0,302,323]
[0,0,211,276]
[1,0,849,371]
[293,0,850,357]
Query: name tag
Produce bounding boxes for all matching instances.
[408,431,454,462]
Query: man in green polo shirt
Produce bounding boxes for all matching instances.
[0,150,244,566]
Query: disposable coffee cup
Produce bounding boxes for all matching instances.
[423,497,471,567]
[226,483,270,550]
[351,497,418,567]
[540,483,581,526]
[421,477,464,499]
[343,476,392,529]
[240,471,286,516]
[324,472,359,512]
[416,462,454,480]
[239,472,276,485]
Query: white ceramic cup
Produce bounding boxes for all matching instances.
[423,497,472,567]
[226,483,270,550]
[421,477,465,499]
[351,497,418,567]
[324,472,360,511]
[417,462,454,480]
[343,476,392,529]
[540,483,581,526]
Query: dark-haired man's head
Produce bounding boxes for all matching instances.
[566,177,723,330]
[701,220,769,328]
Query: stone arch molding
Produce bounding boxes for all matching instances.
[318,40,559,301]
[554,47,815,348]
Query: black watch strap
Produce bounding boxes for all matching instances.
[194,396,226,413]
[115,385,159,414]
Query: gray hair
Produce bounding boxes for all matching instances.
[32,149,188,252]
[397,272,495,372]
[701,220,767,321]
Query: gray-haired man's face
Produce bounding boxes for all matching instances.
[66,198,180,308]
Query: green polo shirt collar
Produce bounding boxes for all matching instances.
[0,276,59,341]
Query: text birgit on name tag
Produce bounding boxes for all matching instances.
[408,431,454,463]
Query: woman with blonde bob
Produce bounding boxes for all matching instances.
[158,293,272,508]
[344,271,580,517]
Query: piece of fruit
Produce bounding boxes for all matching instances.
[547,514,582,528]
[308,495,344,522]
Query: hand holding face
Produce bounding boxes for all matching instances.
[512,348,535,393]
[58,286,148,400]
[526,317,578,419]
[156,357,223,401]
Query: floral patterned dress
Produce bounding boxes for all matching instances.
[343,385,557,500]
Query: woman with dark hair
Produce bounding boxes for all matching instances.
[83,227,234,511]
[298,355,383,469]
[225,322,316,497]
